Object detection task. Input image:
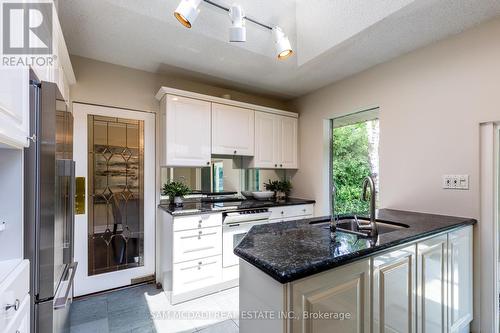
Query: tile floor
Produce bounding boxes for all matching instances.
[69,284,239,333]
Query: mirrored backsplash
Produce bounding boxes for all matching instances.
[160,156,288,194]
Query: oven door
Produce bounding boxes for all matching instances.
[222,220,268,268]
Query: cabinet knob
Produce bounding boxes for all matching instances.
[281,211,284,215]
[5,299,20,311]
[234,150,237,154]
[280,164,283,167]
[275,164,278,167]
[206,162,210,165]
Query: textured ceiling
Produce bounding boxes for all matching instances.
[60,0,500,99]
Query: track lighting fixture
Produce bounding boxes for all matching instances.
[272,26,293,60]
[228,4,246,42]
[174,0,202,28]
[173,0,294,60]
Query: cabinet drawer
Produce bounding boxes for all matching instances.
[0,260,29,330]
[173,255,222,294]
[173,213,222,232]
[173,226,222,263]
[269,204,313,221]
[4,294,29,333]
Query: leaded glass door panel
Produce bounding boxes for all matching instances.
[73,103,155,296]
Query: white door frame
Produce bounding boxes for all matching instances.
[72,102,156,297]
[479,122,499,332]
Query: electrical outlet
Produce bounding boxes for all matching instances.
[442,175,469,190]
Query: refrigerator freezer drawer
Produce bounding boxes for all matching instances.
[0,260,29,330]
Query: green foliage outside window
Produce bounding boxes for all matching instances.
[332,121,376,215]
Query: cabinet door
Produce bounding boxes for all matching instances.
[417,234,447,333]
[448,226,473,333]
[163,95,211,167]
[212,103,254,156]
[291,259,370,333]
[280,116,298,169]
[0,68,29,148]
[373,245,416,333]
[253,112,279,168]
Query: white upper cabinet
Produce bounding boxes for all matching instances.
[252,111,298,169]
[30,2,75,103]
[212,103,254,156]
[161,94,212,167]
[0,68,30,148]
[156,87,298,169]
[253,111,280,168]
[280,116,298,169]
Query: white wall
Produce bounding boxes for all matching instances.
[69,55,289,113]
[290,17,500,219]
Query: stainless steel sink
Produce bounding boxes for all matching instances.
[309,217,409,237]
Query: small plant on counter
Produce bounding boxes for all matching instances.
[264,179,280,192]
[264,179,293,200]
[162,181,191,206]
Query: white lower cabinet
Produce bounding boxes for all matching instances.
[291,259,371,333]
[0,260,30,333]
[373,244,416,333]
[417,234,448,333]
[173,226,222,263]
[281,227,473,333]
[4,294,29,333]
[173,255,223,295]
[447,226,473,333]
[268,204,314,222]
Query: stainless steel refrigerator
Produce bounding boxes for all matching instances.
[24,71,77,333]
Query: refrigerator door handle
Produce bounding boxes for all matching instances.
[53,262,78,310]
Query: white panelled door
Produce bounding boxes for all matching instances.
[73,103,155,296]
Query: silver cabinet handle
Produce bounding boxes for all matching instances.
[5,299,20,311]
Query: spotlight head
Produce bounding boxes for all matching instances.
[174,0,202,28]
[272,26,293,60]
[229,4,246,42]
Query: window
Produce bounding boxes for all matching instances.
[331,108,379,215]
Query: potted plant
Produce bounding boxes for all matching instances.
[276,180,292,200]
[264,179,293,201]
[162,181,191,207]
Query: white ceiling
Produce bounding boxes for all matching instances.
[59,0,500,99]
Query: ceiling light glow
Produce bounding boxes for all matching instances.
[273,26,293,60]
[174,0,202,28]
[228,4,246,42]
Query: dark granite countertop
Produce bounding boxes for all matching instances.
[158,197,316,216]
[234,209,476,284]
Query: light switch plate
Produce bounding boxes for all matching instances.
[442,175,469,190]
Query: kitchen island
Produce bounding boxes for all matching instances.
[234,209,476,333]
